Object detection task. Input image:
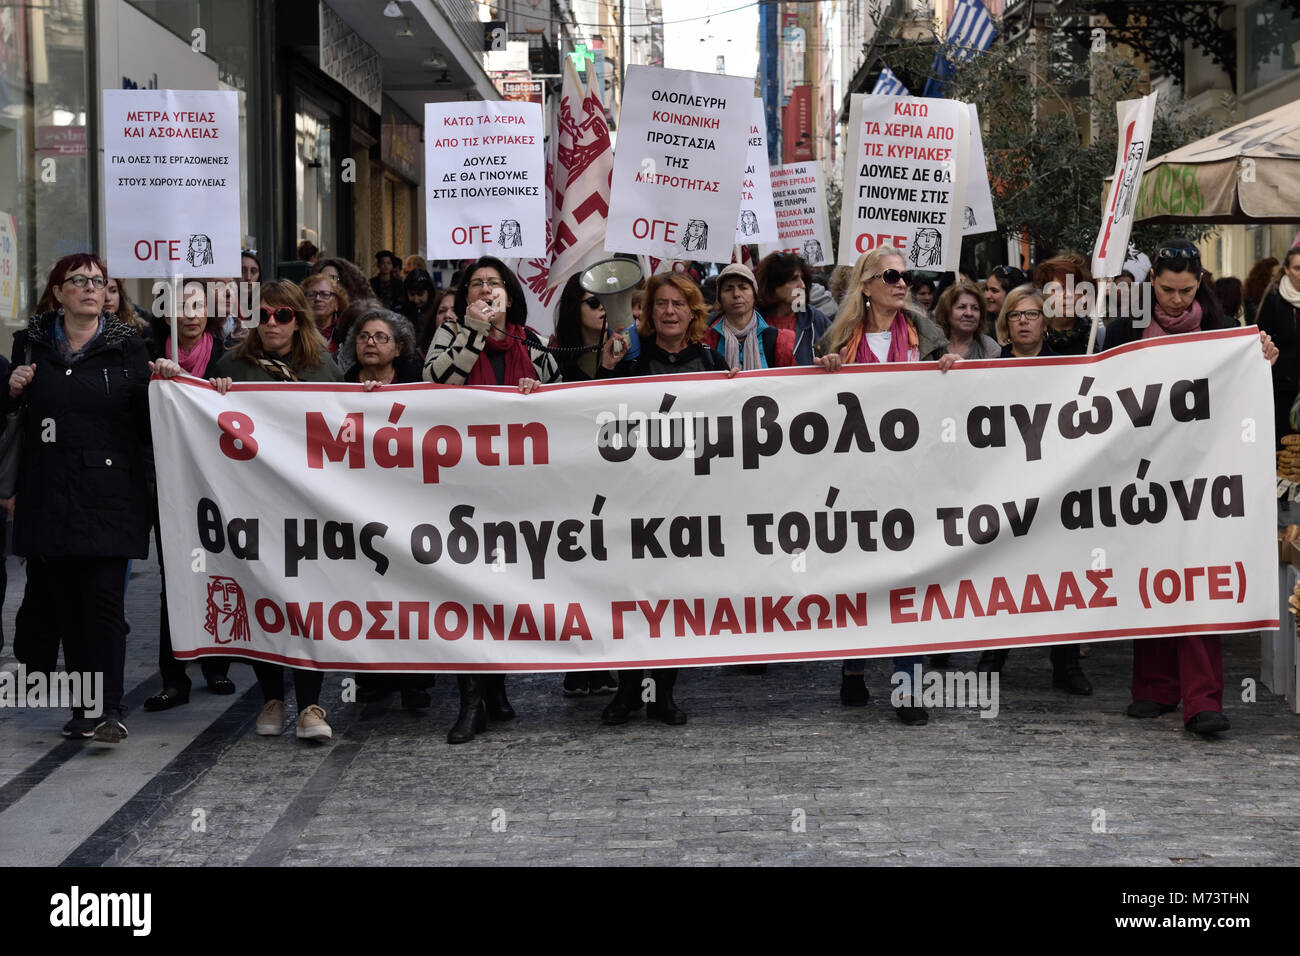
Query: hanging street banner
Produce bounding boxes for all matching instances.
[1094,91,1159,279]
[963,103,997,236]
[735,98,781,245]
[605,65,752,263]
[839,94,970,271]
[424,100,546,259]
[764,161,833,266]
[151,328,1276,673]
[103,89,241,279]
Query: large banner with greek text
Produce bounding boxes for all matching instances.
[151,329,1277,673]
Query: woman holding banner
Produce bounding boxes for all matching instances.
[194,280,343,741]
[1033,254,1105,355]
[7,254,157,742]
[424,256,559,744]
[1106,239,1279,736]
[594,272,733,727]
[818,246,952,726]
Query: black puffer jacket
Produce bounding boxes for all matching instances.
[5,312,153,558]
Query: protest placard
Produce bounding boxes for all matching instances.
[425,100,546,259]
[963,103,996,236]
[103,89,240,278]
[605,65,752,262]
[764,161,832,266]
[839,95,970,271]
[1094,91,1159,279]
[736,99,780,245]
[152,329,1276,672]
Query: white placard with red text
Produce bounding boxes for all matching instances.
[152,329,1276,673]
[103,89,241,278]
[424,100,546,258]
[735,99,780,245]
[1093,92,1159,279]
[839,94,970,271]
[763,162,833,266]
[605,65,752,262]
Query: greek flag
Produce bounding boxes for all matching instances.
[923,0,997,97]
[871,66,911,96]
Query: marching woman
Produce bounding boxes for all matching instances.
[595,272,735,727]
[300,272,349,355]
[549,274,621,697]
[1033,253,1105,354]
[817,246,952,725]
[1254,245,1300,446]
[424,256,559,743]
[143,281,236,711]
[976,285,1090,694]
[753,252,833,366]
[6,254,157,742]
[983,265,1028,342]
[196,280,343,741]
[1105,238,1279,735]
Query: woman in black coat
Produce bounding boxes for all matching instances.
[7,254,158,742]
[1253,245,1300,447]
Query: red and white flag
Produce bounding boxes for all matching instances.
[548,59,614,287]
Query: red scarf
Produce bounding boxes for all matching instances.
[1145,299,1202,339]
[466,327,536,386]
[842,310,918,364]
[166,331,214,376]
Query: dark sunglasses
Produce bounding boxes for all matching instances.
[871,269,914,286]
[1154,247,1201,272]
[582,296,603,309]
[258,305,296,325]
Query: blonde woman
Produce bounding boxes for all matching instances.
[300,273,349,354]
[817,246,953,726]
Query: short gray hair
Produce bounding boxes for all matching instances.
[340,307,417,365]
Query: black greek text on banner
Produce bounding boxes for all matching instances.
[149,328,1278,673]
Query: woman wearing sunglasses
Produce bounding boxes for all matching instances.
[181,280,343,740]
[818,246,953,726]
[6,254,162,742]
[424,256,559,744]
[548,274,622,697]
[1105,238,1278,737]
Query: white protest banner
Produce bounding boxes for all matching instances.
[425,100,546,259]
[963,103,996,236]
[605,65,752,262]
[103,89,240,278]
[764,162,832,266]
[152,328,1275,673]
[1094,91,1159,279]
[736,99,780,245]
[839,95,970,271]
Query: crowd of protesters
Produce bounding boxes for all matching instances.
[4,239,1293,747]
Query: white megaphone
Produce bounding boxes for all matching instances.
[579,257,643,354]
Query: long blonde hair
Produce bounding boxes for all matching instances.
[820,247,926,355]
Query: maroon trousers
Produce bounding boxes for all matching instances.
[1131,634,1223,720]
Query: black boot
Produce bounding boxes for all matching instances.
[601,670,645,725]
[447,676,487,744]
[483,674,516,721]
[977,648,1009,674]
[1050,645,1092,695]
[645,669,687,725]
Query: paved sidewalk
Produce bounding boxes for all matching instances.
[1,552,1297,866]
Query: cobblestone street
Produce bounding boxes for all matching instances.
[2,552,1298,866]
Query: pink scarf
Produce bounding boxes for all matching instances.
[1145,299,1202,339]
[166,332,215,375]
[844,310,918,363]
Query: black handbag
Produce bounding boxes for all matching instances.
[0,343,32,499]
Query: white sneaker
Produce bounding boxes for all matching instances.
[296,704,332,741]
[256,699,286,735]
